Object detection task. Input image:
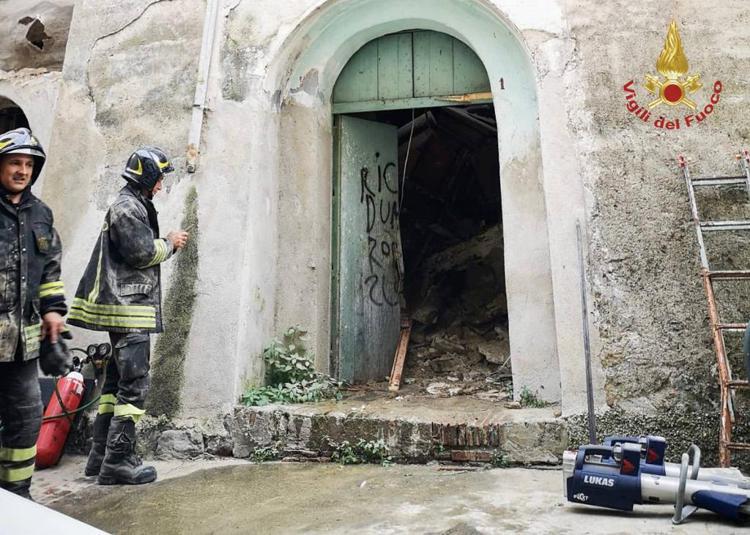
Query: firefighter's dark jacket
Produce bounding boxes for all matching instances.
[0,190,67,362]
[68,184,174,334]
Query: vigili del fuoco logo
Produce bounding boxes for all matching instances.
[622,20,723,129]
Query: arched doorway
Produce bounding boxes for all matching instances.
[331,31,506,394]
[268,0,563,403]
[0,97,29,133]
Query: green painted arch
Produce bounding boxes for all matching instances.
[332,30,491,113]
[266,0,538,147]
[266,0,562,403]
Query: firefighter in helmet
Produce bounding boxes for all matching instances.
[0,127,68,499]
[68,146,188,485]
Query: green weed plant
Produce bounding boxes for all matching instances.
[241,326,342,406]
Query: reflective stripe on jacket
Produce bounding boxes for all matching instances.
[68,185,174,333]
[0,191,67,362]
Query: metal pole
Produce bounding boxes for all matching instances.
[577,220,596,444]
[187,0,220,173]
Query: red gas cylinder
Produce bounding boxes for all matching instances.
[36,371,85,469]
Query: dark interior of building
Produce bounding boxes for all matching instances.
[350,104,510,400]
[0,99,29,132]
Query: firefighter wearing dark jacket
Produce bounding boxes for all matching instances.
[0,128,67,499]
[68,147,188,485]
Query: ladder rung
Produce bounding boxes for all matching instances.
[709,270,750,280]
[728,380,750,388]
[717,323,747,332]
[726,442,750,451]
[700,220,750,231]
[692,176,748,187]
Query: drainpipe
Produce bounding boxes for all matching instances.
[186,0,219,173]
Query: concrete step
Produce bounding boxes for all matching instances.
[227,396,567,465]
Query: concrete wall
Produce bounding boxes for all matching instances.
[0,1,74,72]
[27,0,750,430]
[0,0,74,193]
[43,0,280,416]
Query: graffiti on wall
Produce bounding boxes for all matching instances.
[360,152,401,307]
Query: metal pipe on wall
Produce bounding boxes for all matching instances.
[187,0,219,173]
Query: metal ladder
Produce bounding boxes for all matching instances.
[679,150,750,467]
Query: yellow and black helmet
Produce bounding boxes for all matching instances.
[0,127,46,183]
[121,146,174,190]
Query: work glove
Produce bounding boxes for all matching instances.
[39,331,73,377]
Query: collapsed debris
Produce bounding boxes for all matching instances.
[394,105,510,399]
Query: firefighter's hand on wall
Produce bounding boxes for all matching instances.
[167,230,189,251]
[42,311,66,343]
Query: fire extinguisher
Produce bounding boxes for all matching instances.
[35,342,111,469]
[36,370,85,469]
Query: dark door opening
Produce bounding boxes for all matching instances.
[348,104,510,399]
[0,98,29,133]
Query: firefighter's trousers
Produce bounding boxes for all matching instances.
[0,353,43,497]
[95,333,151,439]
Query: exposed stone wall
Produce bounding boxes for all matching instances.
[561,0,750,456]
[134,406,566,466]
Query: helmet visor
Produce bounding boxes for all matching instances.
[6,147,45,159]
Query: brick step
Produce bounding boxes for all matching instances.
[228,401,565,465]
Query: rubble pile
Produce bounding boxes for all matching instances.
[349,104,508,399]
[403,224,510,400]
[393,105,508,399]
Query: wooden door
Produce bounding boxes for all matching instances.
[333,115,402,382]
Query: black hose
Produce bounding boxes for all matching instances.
[41,394,101,421]
[0,378,101,432]
[0,349,110,432]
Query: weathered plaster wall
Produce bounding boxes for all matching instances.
[0,70,61,181]
[42,0,210,410]
[42,0,582,418]
[0,0,74,72]
[262,0,569,405]
[0,0,74,193]
[34,0,750,449]
[43,0,281,417]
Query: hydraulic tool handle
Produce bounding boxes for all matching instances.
[673,447,701,525]
[575,445,616,469]
[604,436,643,447]
[687,444,701,480]
[673,453,699,524]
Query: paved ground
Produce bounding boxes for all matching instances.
[30,453,247,506]
[26,455,747,534]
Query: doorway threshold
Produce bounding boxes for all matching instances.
[230,392,565,465]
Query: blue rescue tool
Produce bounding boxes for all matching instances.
[603,435,750,485]
[564,443,750,524]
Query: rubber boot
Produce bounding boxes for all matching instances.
[1,480,34,501]
[97,418,156,485]
[84,412,112,476]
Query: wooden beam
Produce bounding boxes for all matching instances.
[388,318,413,392]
